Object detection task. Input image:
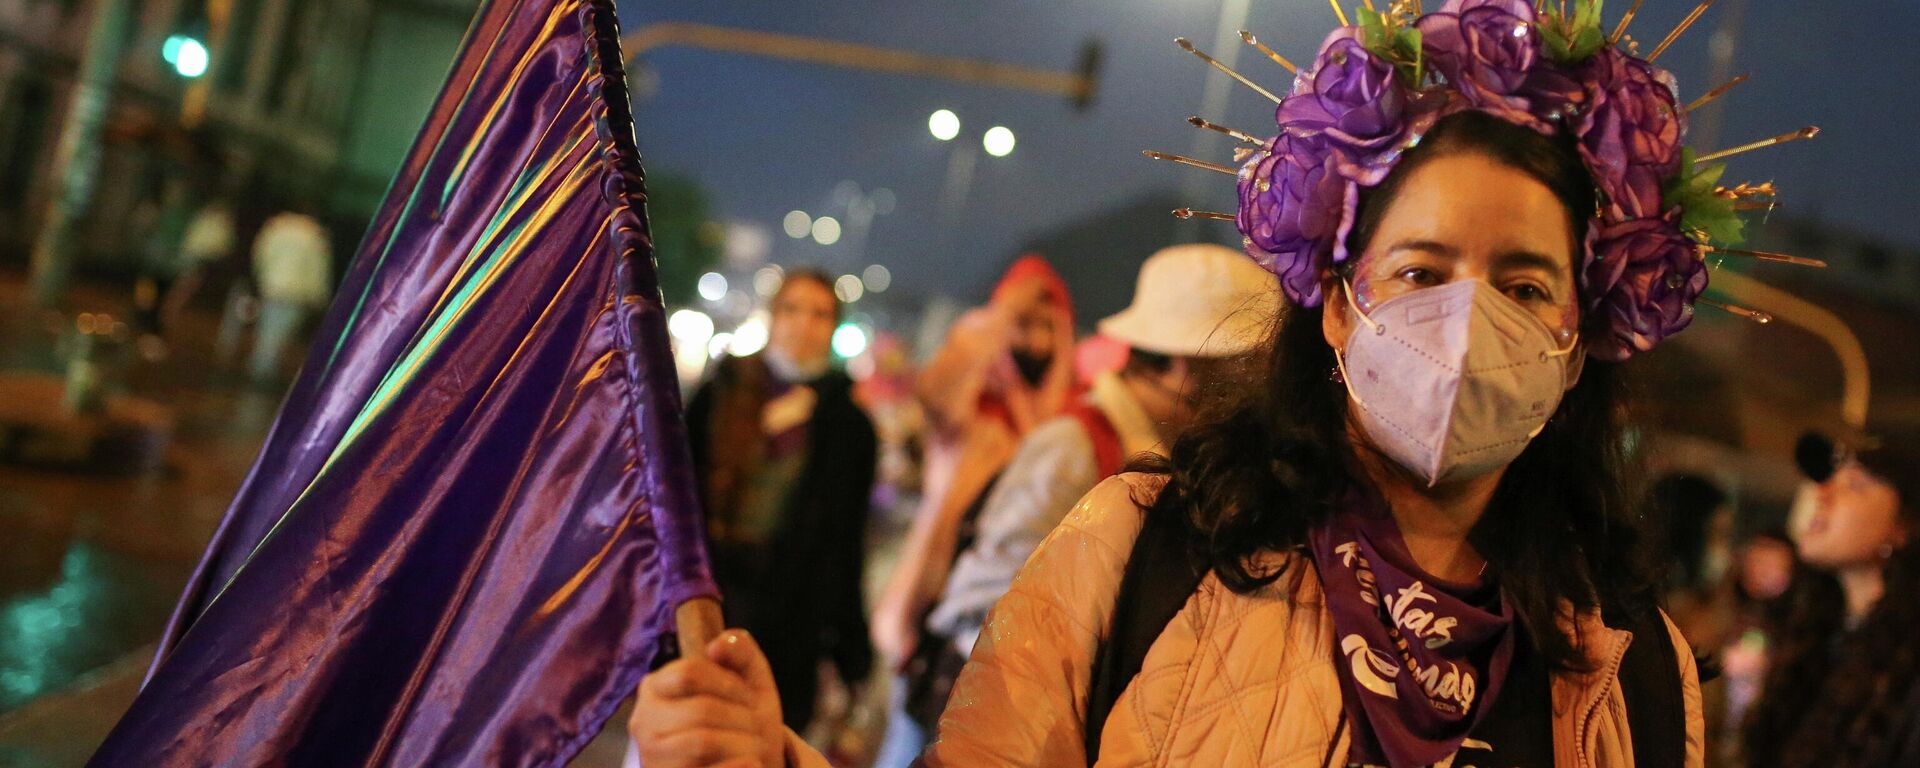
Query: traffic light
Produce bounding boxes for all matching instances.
[162,33,209,78]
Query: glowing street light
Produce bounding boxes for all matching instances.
[782,210,812,239]
[811,216,842,245]
[862,264,892,293]
[834,274,864,303]
[928,109,961,141]
[832,323,869,359]
[982,125,1016,157]
[696,272,728,302]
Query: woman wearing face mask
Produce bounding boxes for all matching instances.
[1740,432,1919,767]
[682,269,877,736]
[631,3,1791,764]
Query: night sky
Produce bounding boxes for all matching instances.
[618,0,1920,303]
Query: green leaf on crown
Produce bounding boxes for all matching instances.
[1541,0,1607,64]
[1666,148,1746,246]
[1357,6,1426,87]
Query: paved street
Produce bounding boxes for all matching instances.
[0,272,283,767]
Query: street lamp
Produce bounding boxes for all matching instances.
[982,126,1016,157]
[928,109,960,141]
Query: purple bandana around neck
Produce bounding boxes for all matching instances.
[1306,488,1516,767]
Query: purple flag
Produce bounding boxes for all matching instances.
[90,0,717,764]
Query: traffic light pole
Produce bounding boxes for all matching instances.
[28,0,136,307]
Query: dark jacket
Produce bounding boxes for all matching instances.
[686,354,877,726]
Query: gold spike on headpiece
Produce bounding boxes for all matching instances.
[1647,0,1715,62]
[1239,31,1299,75]
[1173,207,1237,221]
[1696,127,1819,164]
[1175,38,1283,103]
[1701,245,1827,268]
[1144,150,1238,176]
[1328,0,1350,28]
[1685,74,1748,113]
[1188,116,1267,147]
[1609,0,1645,44]
[1696,296,1773,324]
[1731,201,1777,212]
[1716,181,1778,200]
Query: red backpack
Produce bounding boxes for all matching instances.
[1066,404,1125,479]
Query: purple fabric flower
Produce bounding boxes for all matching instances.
[1237,131,1349,306]
[1279,30,1449,186]
[1417,0,1544,127]
[1279,31,1405,143]
[1577,48,1684,221]
[1584,217,1706,361]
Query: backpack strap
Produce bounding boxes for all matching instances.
[1083,500,1206,763]
[1068,405,1125,479]
[1615,605,1687,768]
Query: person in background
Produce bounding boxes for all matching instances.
[248,205,334,381]
[163,197,237,335]
[1711,527,1793,765]
[867,254,1076,764]
[133,177,196,353]
[1742,430,1920,767]
[893,244,1275,742]
[685,269,876,735]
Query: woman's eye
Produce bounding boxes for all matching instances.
[1505,283,1550,303]
[1396,266,1441,286]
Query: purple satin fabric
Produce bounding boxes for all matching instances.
[90,0,716,764]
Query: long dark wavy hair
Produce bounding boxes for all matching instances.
[1742,508,1920,766]
[1132,110,1657,672]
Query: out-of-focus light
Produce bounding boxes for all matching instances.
[668,309,714,343]
[172,37,209,78]
[696,272,728,302]
[162,35,186,65]
[730,313,770,357]
[811,216,842,245]
[871,188,897,215]
[983,126,1016,157]
[862,264,892,293]
[928,109,960,141]
[707,332,734,359]
[753,265,785,297]
[848,352,877,381]
[782,210,812,239]
[834,274,864,303]
[833,323,869,359]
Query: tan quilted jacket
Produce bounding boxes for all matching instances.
[790,474,1704,767]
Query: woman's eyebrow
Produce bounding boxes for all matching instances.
[1385,239,1458,258]
[1495,249,1570,276]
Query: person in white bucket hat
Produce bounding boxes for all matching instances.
[913,243,1279,686]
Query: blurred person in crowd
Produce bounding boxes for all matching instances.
[1650,473,1733,599]
[685,269,877,734]
[1710,527,1793,765]
[162,197,238,335]
[866,254,1076,763]
[897,243,1277,743]
[133,177,196,348]
[1741,431,1920,767]
[634,110,1705,768]
[248,204,334,381]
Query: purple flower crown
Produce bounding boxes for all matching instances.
[1228,0,1791,361]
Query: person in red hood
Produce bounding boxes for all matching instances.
[867,254,1078,764]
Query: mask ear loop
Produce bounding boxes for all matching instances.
[1333,279,1377,408]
